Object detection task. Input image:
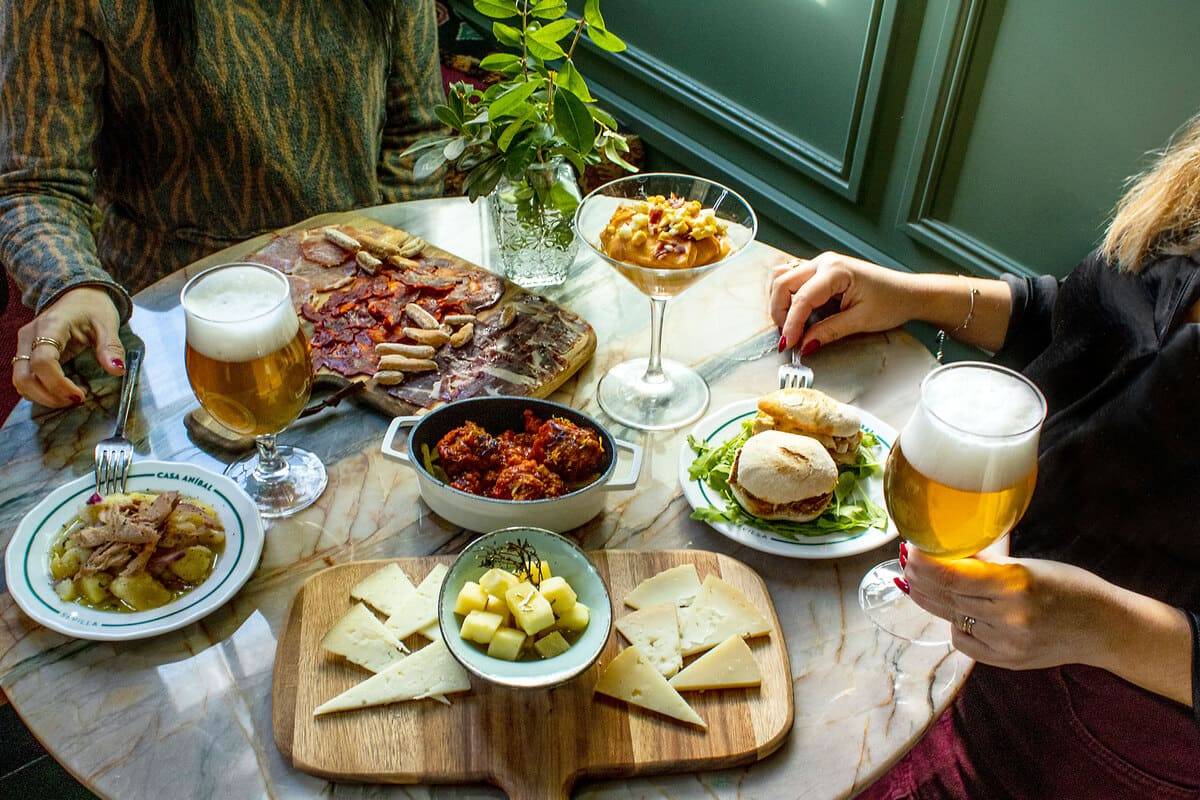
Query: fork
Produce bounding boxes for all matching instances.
[94,348,143,496]
[777,342,814,389]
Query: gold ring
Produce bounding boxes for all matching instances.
[11,354,31,365]
[33,336,65,354]
[958,614,977,637]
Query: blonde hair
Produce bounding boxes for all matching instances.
[1101,113,1200,272]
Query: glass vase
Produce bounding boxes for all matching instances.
[487,159,581,288]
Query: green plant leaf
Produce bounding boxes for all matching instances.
[434,105,462,131]
[488,80,541,118]
[602,138,637,172]
[583,0,605,29]
[550,177,580,215]
[493,21,522,47]
[465,158,506,202]
[479,53,522,72]
[444,138,466,160]
[414,148,448,180]
[525,32,566,60]
[474,0,519,19]
[586,25,626,52]
[530,0,567,19]
[552,88,595,156]
[497,117,529,151]
[554,62,594,102]
[399,136,454,158]
[529,18,576,44]
[550,146,586,174]
[587,105,617,130]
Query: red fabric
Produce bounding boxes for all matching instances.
[1,274,33,420]
[856,664,1200,799]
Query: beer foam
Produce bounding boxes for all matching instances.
[901,365,1043,492]
[183,265,299,362]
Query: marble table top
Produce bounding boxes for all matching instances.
[0,197,966,799]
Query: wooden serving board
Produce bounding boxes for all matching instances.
[273,550,794,799]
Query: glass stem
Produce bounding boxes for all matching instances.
[253,433,289,481]
[643,297,669,385]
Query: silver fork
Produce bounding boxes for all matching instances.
[94,348,143,496]
[777,343,814,389]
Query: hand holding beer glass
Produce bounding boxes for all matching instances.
[181,263,327,517]
[859,362,1046,645]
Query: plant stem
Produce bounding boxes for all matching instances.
[520,0,529,79]
[565,16,587,63]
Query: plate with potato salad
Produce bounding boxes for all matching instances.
[6,460,264,641]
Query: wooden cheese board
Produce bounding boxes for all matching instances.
[190,213,596,420]
[273,550,794,799]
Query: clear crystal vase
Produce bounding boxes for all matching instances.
[487,159,581,288]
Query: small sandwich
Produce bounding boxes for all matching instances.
[751,388,863,465]
[727,431,838,522]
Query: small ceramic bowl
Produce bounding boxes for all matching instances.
[438,527,613,689]
[380,396,642,533]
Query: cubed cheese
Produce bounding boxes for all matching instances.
[487,627,526,660]
[505,583,555,636]
[556,601,590,632]
[534,630,571,659]
[517,560,552,583]
[460,610,504,644]
[321,602,407,673]
[479,568,520,598]
[453,581,489,616]
[538,576,577,615]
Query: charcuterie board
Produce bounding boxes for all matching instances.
[188,213,595,419]
[272,550,793,799]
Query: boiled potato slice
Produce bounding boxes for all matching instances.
[485,594,510,625]
[111,573,173,611]
[479,568,520,598]
[538,576,577,616]
[534,631,570,659]
[460,610,504,644]
[50,547,90,580]
[80,573,112,605]
[517,560,552,583]
[557,602,590,632]
[454,581,489,616]
[505,583,555,636]
[487,627,526,660]
[55,578,79,602]
[169,546,215,584]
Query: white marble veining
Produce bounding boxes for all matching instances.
[0,198,963,799]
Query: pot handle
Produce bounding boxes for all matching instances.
[604,439,644,491]
[381,415,422,466]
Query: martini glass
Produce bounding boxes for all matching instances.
[574,174,757,431]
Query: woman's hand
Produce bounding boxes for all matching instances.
[769,252,924,353]
[768,252,1015,353]
[13,287,126,408]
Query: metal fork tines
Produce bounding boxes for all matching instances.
[94,349,143,496]
[777,344,814,389]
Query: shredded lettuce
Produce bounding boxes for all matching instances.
[687,421,887,540]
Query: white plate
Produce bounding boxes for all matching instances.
[679,399,899,559]
[5,460,265,641]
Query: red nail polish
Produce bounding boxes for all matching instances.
[893,577,910,595]
[112,358,125,370]
[801,339,821,356]
[899,542,908,568]
[777,335,787,352]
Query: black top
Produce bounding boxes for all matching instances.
[996,251,1200,719]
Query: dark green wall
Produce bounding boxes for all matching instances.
[472,0,1200,279]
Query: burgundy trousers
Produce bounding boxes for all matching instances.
[857,664,1200,799]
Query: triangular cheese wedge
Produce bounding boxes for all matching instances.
[419,620,442,640]
[624,564,701,610]
[594,646,705,728]
[313,639,470,716]
[384,564,448,640]
[349,563,416,618]
[679,575,771,656]
[322,602,407,672]
[615,603,682,677]
[670,635,761,691]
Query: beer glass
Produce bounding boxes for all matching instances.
[181,263,327,517]
[859,362,1046,645]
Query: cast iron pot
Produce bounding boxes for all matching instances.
[381,397,642,532]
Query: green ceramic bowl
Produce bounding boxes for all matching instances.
[438,527,613,688]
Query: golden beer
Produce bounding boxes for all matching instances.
[884,440,1037,559]
[185,330,313,436]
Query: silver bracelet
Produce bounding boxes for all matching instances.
[935,279,980,363]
